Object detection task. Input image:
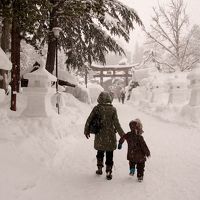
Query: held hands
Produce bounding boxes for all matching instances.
[84,132,90,139]
[118,143,122,150]
[147,154,151,159]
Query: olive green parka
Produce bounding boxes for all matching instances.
[84,92,124,151]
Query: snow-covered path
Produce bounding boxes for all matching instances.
[63,102,200,200]
[1,101,200,200]
[22,102,200,200]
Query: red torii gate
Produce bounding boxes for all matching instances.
[90,64,137,86]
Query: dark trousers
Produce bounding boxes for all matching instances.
[129,161,145,178]
[96,150,114,168]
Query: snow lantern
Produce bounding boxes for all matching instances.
[0,89,5,103]
[187,63,200,106]
[150,75,169,105]
[181,63,200,122]
[58,69,78,86]
[0,47,12,70]
[167,74,189,105]
[21,65,57,117]
[139,77,153,101]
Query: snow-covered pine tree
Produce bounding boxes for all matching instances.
[0,0,50,110]
[40,0,143,73]
[0,0,143,110]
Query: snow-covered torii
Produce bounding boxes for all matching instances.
[91,64,138,86]
[0,47,12,70]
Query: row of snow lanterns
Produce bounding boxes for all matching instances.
[138,63,200,106]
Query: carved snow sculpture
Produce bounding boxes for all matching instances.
[21,65,57,117]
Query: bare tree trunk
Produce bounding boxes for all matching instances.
[46,36,56,74]
[10,3,21,111]
[45,0,58,74]
[1,18,11,51]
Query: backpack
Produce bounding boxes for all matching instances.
[88,109,102,134]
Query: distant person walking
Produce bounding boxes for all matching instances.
[115,85,122,102]
[118,119,150,182]
[109,90,114,102]
[120,88,126,104]
[84,91,124,180]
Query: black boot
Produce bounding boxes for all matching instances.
[138,176,143,182]
[106,165,112,180]
[96,159,103,175]
[96,166,103,175]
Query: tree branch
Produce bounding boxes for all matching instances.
[143,27,177,59]
[181,58,199,71]
[180,35,191,70]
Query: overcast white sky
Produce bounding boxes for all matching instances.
[121,0,200,26]
[119,0,200,50]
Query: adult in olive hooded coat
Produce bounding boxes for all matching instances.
[84,91,124,179]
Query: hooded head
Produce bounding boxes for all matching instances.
[129,120,138,132]
[97,91,112,104]
[129,118,144,134]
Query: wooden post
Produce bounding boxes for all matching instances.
[113,69,116,77]
[85,68,88,88]
[100,69,103,86]
[125,70,129,86]
[10,64,17,111]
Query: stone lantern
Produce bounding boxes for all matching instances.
[181,63,200,122]
[21,65,57,117]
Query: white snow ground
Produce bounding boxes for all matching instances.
[0,98,200,200]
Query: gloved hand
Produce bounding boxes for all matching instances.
[118,143,122,150]
[84,132,90,139]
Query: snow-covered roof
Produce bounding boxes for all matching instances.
[92,63,138,69]
[24,65,57,81]
[118,57,128,65]
[58,70,78,85]
[0,47,12,70]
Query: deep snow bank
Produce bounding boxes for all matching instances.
[0,92,92,199]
